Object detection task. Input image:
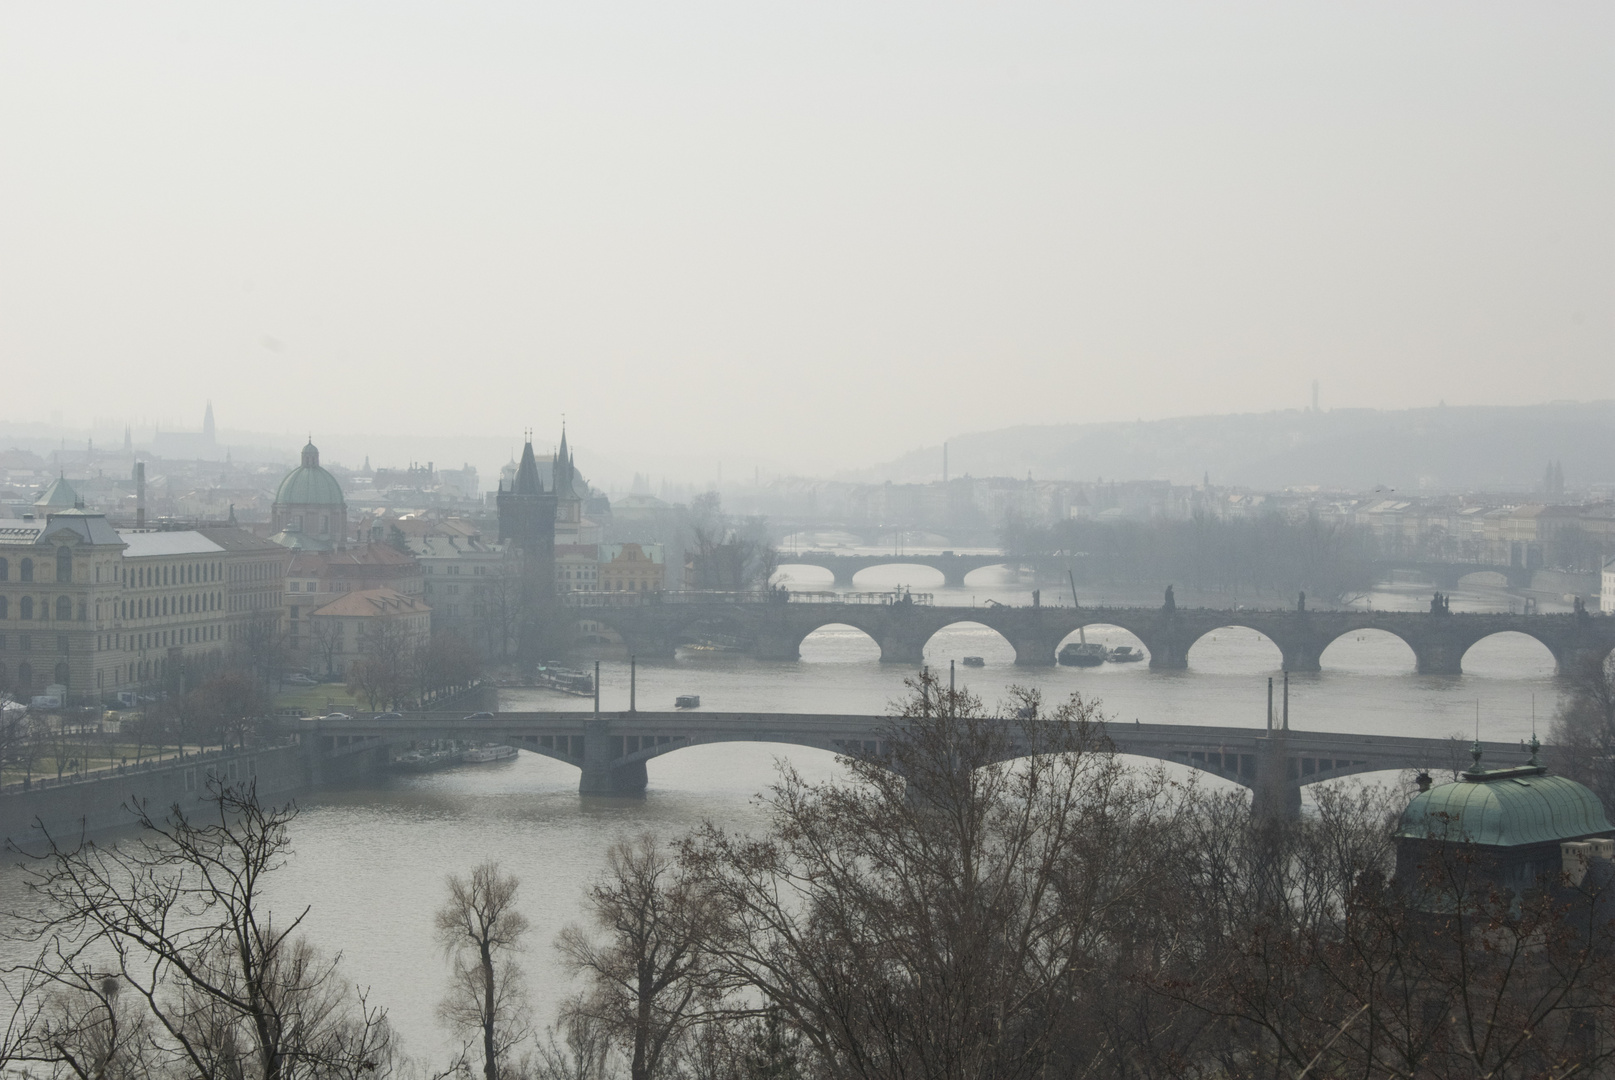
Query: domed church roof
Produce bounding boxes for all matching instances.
[1397,741,1613,848]
[274,441,346,508]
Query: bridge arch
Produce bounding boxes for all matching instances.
[671,613,755,654]
[958,563,1014,587]
[771,563,836,589]
[1318,627,1418,674]
[1053,624,1151,668]
[1460,630,1558,678]
[1184,624,1284,674]
[798,622,882,664]
[922,620,1017,667]
[849,562,946,590]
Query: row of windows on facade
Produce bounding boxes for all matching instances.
[0,554,280,587]
[0,591,224,621]
[0,661,70,688]
[0,625,223,654]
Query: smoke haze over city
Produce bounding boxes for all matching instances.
[1,2,1611,478]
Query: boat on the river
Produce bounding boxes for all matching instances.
[1058,643,1106,666]
[393,746,460,773]
[534,664,594,696]
[462,744,517,764]
[961,656,986,667]
[675,694,701,709]
[1059,627,1107,667]
[1106,646,1144,663]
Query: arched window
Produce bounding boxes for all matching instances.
[20,558,33,583]
[0,597,6,619]
[20,597,33,620]
[0,557,7,581]
[56,597,71,621]
[56,546,72,583]
[18,662,32,688]
[53,661,68,684]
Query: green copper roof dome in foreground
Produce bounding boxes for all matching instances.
[274,441,345,507]
[1397,742,1613,848]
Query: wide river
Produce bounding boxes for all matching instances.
[10,564,1581,1068]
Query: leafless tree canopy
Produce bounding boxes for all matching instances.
[2,780,399,1080]
[436,859,534,1080]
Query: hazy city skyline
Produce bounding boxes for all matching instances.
[2,2,1610,475]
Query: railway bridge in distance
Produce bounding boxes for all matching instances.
[287,710,1528,816]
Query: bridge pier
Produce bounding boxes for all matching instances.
[1251,734,1302,819]
[1278,645,1323,674]
[878,632,928,666]
[1009,633,1060,667]
[578,719,649,796]
[1144,634,1191,670]
[1412,640,1464,676]
[752,627,806,662]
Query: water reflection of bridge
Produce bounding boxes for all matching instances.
[292,710,1525,814]
[578,595,1615,675]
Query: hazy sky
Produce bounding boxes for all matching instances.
[1,3,1610,476]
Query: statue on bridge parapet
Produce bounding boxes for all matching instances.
[1429,592,1451,615]
[1163,585,1175,613]
[1297,591,1305,613]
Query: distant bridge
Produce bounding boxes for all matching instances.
[290,710,1526,814]
[777,551,1013,588]
[579,596,1615,675]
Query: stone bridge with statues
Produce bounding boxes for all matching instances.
[287,709,1529,816]
[577,595,1615,676]
[778,551,1013,588]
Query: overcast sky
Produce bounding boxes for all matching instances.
[1,2,1609,477]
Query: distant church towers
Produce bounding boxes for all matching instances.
[203,400,216,444]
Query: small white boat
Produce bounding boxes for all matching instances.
[1106,646,1144,663]
[675,694,701,709]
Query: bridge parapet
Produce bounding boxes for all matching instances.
[284,711,1534,813]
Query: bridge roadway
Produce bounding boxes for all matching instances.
[290,710,1525,815]
[581,599,1615,675]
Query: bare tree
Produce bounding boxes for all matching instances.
[435,860,534,1080]
[533,999,614,1080]
[5,778,399,1079]
[309,618,344,680]
[681,671,1183,1080]
[1552,652,1615,809]
[558,834,729,1080]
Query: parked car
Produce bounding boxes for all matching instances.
[375,711,404,720]
[463,711,495,720]
[319,712,351,721]
[286,674,318,686]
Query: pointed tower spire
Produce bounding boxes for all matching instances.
[203,400,216,443]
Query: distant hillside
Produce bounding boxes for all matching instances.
[860,402,1615,492]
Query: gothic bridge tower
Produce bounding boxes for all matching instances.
[497,433,559,663]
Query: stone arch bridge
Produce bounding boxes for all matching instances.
[777,551,1013,588]
[290,710,1526,815]
[582,599,1615,676]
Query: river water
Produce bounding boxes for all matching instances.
[5,564,1577,1068]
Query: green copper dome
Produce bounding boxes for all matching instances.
[1398,764,1613,849]
[274,441,345,507]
